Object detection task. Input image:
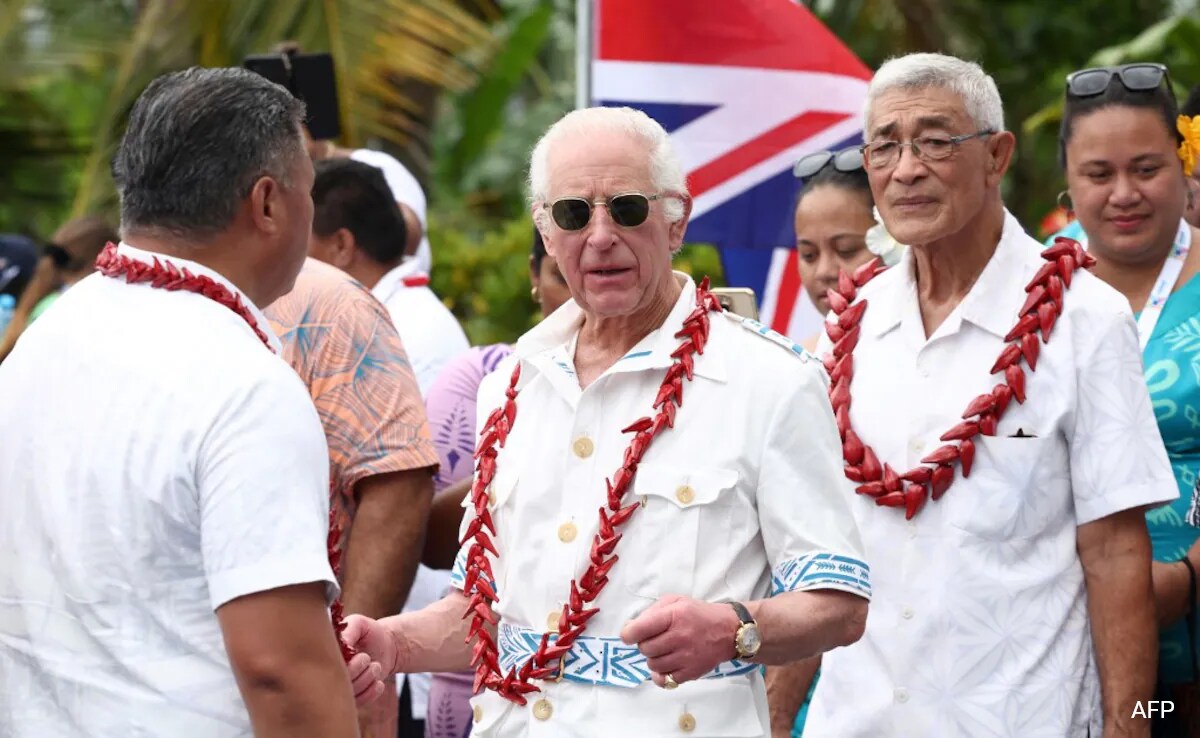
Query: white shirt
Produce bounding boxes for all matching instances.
[450,273,869,738]
[804,212,1177,738]
[372,258,470,396]
[0,244,337,737]
[350,148,433,275]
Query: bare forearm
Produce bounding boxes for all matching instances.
[342,470,433,619]
[240,663,360,738]
[747,590,866,666]
[423,478,471,569]
[383,590,477,675]
[766,657,820,738]
[1080,514,1157,735]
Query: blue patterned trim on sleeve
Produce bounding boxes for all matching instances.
[449,546,468,590]
[771,552,871,598]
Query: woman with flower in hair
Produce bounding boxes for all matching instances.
[766,147,906,737]
[1052,62,1200,735]
[791,146,905,354]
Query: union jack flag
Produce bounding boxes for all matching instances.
[589,0,871,340]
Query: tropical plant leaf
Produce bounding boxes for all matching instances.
[443,0,554,186]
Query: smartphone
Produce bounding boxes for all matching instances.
[243,51,341,140]
[711,287,758,320]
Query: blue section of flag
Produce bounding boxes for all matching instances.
[599,100,719,134]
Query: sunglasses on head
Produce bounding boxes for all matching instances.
[548,192,664,231]
[1066,63,1170,98]
[793,147,864,180]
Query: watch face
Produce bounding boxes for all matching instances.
[738,625,762,655]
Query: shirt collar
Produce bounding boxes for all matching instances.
[371,257,421,304]
[115,241,283,354]
[863,209,1035,341]
[514,271,728,386]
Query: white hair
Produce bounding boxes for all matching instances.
[865,53,1005,134]
[528,106,688,231]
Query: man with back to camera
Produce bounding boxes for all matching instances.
[0,67,358,737]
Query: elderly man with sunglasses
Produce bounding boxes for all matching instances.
[798,53,1176,738]
[339,106,871,738]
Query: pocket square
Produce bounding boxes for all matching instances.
[1008,428,1038,439]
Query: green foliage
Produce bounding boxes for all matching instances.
[429,213,540,346]
[810,0,1189,230]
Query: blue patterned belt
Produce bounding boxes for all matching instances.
[497,622,758,689]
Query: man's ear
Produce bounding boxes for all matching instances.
[985,131,1017,187]
[328,228,357,270]
[248,175,283,236]
[667,196,692,253]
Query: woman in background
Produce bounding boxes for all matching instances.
[791,147,901,353]
[1053,62,1200,736]
[768,146,903,738]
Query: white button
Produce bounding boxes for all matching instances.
[901,606,914,620]
[907,521,917,539]
[908,439,923,456]
[895,687,909,703]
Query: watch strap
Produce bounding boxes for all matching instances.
[729,601,754,625]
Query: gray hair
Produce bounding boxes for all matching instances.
[528,106,688,230]
[865,53,1005,134]
[112,67,307,239]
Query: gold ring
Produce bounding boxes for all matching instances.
[664,673,679,690]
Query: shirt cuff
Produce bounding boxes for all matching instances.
[207,553,339,611]
[1075,480,1179,527]
[770,552,871,599]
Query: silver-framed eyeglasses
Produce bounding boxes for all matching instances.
[547,192,664,231]
[861,130,995,170]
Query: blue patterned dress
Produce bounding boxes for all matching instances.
[1048,222,1200,684]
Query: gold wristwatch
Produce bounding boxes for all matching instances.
[729,601,761,660]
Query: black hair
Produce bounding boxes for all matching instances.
[795,165,873,212]
[1183,84,1200,119]
[532,227,548,273]
[1058,75,1181,170]
[311,159,407,266]
[113,67,306,238]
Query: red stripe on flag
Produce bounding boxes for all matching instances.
[597,0,871,79]
[687,111,850,198]
[771,250,802,334]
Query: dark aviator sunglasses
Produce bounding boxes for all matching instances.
[548,192,665,231]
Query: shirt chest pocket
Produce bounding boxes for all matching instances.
[946,435,1064,540]
[619,463,740,600]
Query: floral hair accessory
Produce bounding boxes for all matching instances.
[865,207,908,267]
[1178,114,1200,175]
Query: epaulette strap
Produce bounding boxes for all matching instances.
[723,311,818,364]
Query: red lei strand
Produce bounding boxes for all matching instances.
[461,279,723,706]
[94,242,356,661]
[822,237,1095,520]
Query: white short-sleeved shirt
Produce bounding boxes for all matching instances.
[0,244,337,737]
[372,258,470,396]
[449,272,869,738]
[804,212,1177,738]
[350,148,432,275]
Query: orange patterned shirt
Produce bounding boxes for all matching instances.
[264,259,438,537]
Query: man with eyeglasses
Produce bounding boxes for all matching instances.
[337,105,871,737]
[801,53,1174,738]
